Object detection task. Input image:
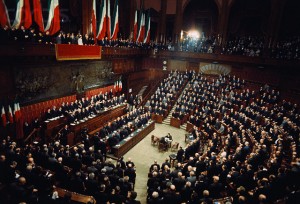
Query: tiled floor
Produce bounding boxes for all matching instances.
[123,123,187,203]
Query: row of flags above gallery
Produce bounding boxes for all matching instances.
[0,0,60,35]
[0,0,151,42]
[92,0,151,43]
[1,103,24,139]
[92,0,119,41]
[134,9,151,43]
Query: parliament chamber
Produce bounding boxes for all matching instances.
[0,0,300,203]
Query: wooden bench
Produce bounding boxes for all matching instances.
[151,113,164,123]
[170,117,181,128]
[186,122,194,132]
[213,196,233,204]
[56,187,96,204]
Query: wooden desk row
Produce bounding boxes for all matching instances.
[151,113,164,123]
[70,104,127,138]
[186,122,194,132]
[56,187,96,204]
[43,116,67,138]
[170,117,181,128]
[112,121,155,158]
[170,113,190,128]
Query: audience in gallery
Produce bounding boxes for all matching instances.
[146,72,300,204]
[221,35,265,57]
[270,36,300,60]
[180,35,217,53]
[1,26,300,60]
[0,25,168,49]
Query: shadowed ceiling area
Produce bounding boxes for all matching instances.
[182,0,219,35]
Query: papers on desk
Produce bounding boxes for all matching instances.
[45,120,49,123]
[70,123,75,126]
[115,144,120,147]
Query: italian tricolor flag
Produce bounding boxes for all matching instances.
[1,106,6,127]
[97,0,107,40]
[44,0,60,35]
[91,0,97,42]
[8,105,13,124]
[133,10,137,42]
[118,79,122,92]
[13,0,32,29]
[110,0,118,40]
[137,11,145,43]
[33,0,44,32]
[14,103,24,139]
[143,10,151,44]
[0,0,10,28]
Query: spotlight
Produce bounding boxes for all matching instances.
[187,30,200,39]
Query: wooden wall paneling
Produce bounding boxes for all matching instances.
[188,61,200,72]
[168,60,188,71]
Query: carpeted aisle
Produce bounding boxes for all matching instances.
[123,123,187,203]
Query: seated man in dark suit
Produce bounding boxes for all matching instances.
[160,136,167,145]
[172,111,180,119]
[107,134,119,150]
[165,133,173,146]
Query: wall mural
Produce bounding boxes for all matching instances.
[14,61,113,103]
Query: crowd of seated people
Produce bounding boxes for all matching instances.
[92,107,151,151]
[147,70,189,117]
[63,93,126,125]
[0,25,168,50]
[21,91,126,145]
[2,25,300,60]
[271,36,300,60]
[41,91,125,123]
[0,132,142,203]
[173,74,245,125]
[0,95,152,203]
[222,35,265,57]
[147,73,300,203]
[181,35,217,53]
